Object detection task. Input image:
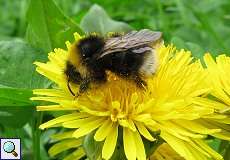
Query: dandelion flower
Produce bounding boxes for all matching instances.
[204,53,230,112]
[31,33,230,160]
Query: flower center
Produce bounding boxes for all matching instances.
[110,101,126,121]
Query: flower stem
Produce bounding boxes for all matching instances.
[32,112,43,160]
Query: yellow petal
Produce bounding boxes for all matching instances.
[175,120,221,134]
[31,97,74,106]
[74,32,82,40]
[192,97,228,110]
[102,123,118,160]
[73,117,106,138]
[212,131,230,141]
[127,119,136,131]
[136,99,155,113]
[48,139,82,157]
[78,104,110,116]
[149,143,184,160]
[135,122,156,141]
[186,144,208,160]
[160,131,194,160]
[161,121,205,138]
[123,128,136,160]
[63,116,99,128]
[65,41,71,50]
[51,131,75,140]
[94,119,114,141]
[204,53,230,106]
[39,113,84,129]
[157,123,190,142]
[63,147,85,160]
[37,105,77,111]
[133,131,146,160]
[211,117,230,124]
[33,89,67,97]
[134,113,156,126]
[194,139,223,160]
[48,50,67,68]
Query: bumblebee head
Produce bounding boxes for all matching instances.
[77,34,105,62]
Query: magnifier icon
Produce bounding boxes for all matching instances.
[3,141,18,157]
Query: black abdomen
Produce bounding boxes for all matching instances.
[100,50,145,77]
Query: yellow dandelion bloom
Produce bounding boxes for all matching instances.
[31,33,230,160]
[204,53,230,113]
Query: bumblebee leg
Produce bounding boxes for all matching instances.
[78,78,91,94]
[67,79,76,96]
[73,92,80,100]
[73,79,90,100]
[133,74,147,90]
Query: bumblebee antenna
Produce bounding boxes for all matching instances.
[67,79,75,96]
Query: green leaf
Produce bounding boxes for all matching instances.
[0,39,49,128]
[171,36,205,60]
[40,129,56,160]
[185,42,205,59]
[0,88,35,128]
[223,144,230,160]
[83,131,103,160]
[219,140,230,158]
[26,0,84,52]
[208,138,221,152]
[0,39,49,89]
[0,0,27,38]
[80,4,132,35]
[0,88,34,107]
[0,124,34,158]
[170,36,187,49]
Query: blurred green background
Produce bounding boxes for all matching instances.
[1,0,230,56]
[0,0,230,159]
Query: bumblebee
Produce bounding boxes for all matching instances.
[64,29,162,96]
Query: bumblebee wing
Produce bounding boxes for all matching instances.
[98,29,162,58]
